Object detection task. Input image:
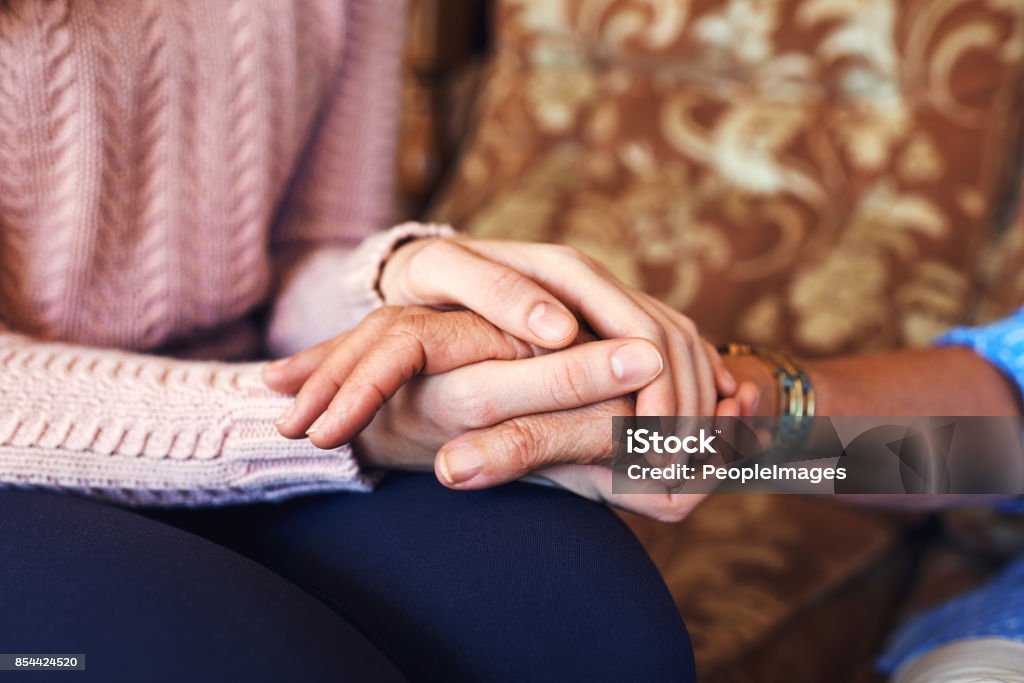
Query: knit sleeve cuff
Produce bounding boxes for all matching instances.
[0,334,377,506]
[338,221,457,319]
[215,367,381,497]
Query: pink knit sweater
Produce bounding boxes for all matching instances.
[0,0,449,504]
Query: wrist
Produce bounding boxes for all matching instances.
[374,223,457,305]
[378,239,415,305]
[723,352,832,416]
[722,353,778,416]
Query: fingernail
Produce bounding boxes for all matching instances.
[610,343,664,384]
[438,444,483,485]
[528,303,575,343]
[306,414,325,435]
[276,404,295,425]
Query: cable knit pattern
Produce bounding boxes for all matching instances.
[0,330,376,505]
[0,0,445,505]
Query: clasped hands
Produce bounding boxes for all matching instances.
[264,237,760,521]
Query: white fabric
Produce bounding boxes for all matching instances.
[892,638,1024,683]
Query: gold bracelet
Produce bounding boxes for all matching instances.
[719,343,815,418]
[719,343,816,456]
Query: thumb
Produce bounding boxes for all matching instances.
[434,403,615,489]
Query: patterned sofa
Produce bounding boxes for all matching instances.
[398,1,1024,680]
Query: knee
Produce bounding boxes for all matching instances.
[492,483,697,680]
[263,475,696,681]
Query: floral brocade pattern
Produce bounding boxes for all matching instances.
[433,0,1024,356]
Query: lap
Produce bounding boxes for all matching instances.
[152,473,697,683]
[0,489,404,683]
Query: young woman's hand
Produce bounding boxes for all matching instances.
[426,376,762,522]
[355,367,758,523]
[378,236,736,417]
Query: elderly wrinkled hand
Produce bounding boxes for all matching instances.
[266,305,666,449]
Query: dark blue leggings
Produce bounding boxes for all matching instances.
[0,473,696,682]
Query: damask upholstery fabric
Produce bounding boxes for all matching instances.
[621,496,917,682]
[433,0,1024,357]
[980,174,1024,322]
[425,3,1024,677]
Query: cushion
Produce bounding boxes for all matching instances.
[978,176,1024,322]
[432,0,1024,356]
[621,496,920,682]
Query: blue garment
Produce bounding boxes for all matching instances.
[877,557,1024,674]
[935,306,1024,407]
[1,473,697,683]
[878,307,1024,674]
[936,307,1024,514]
